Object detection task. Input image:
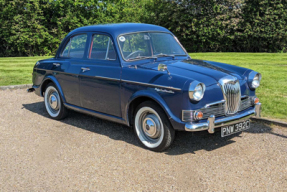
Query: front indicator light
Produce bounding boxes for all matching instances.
[194,111,203,120]
[254,97,259,104]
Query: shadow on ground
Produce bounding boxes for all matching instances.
[22,101,285,155]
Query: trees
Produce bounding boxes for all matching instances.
[0,0,146,56]
[144,0,287,52]
[0,0,286,56]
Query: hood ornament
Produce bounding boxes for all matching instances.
[158,64,170,75]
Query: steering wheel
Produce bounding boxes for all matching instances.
[126,50,144,59]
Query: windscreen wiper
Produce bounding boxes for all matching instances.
[154,54,175,58]
[126,55,157,61]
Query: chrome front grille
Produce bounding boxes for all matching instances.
[200,103,225,119]
[223,81,241,115]
[239,97,253,111]
[182,97,254,122]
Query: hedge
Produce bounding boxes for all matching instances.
[0,0,286,56]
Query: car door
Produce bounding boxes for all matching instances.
[55,33,89,107]
[79,33,121,117]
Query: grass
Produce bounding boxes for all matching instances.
[0,56,51,86]
[0,53,286,120]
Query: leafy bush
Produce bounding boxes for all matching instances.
[144,0,287,52]
[0,0,146,56]
[0,0,286,56]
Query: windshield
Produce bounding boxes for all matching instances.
[118,32,187,61]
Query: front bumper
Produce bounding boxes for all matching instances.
[185,103,261,133]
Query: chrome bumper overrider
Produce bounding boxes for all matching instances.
[185,103,261,133]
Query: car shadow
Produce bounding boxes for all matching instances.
[22,101,285,155]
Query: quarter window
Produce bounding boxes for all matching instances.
[61,34,87,58]
[89,34,116,60]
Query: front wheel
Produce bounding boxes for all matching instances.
[133,101,175,152]
[44,83,68,120]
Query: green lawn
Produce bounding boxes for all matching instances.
[0,56,51,86]
[0,53,286,120]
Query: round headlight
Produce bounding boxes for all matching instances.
[248,71,262,89]
[189,81,206,101]
[252,73,261,88]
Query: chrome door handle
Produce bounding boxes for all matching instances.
[81,67,90,72]
[53,63,60,67]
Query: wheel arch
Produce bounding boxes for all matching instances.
[126,91,177,127]
[40,76,66,103]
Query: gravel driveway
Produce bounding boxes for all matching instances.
[0,89,286,191]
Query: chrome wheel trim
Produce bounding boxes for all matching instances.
[135,107,164,148]
[44,86,61,118]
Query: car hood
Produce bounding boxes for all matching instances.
[137,59,244,87]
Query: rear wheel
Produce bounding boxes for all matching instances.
[133,101,175,152]
[44,83,68,120]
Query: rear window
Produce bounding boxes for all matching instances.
[89,34,116,60]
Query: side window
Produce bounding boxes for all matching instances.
[60,34,87,58]
[89,34,116,60]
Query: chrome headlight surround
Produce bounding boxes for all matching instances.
[189,81,206,101]
[248,71,262,89]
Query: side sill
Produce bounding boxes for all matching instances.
[64,103,128,126]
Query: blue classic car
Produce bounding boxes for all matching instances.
[30,23,262,151]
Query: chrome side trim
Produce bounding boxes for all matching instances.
[185,103,261,132]
[121,79,182,91]
[93,76,120,81]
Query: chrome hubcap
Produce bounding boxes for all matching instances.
[142,114,161,139]
[45,86,61,116]
[135,107,164,148]
[49,94,58,110]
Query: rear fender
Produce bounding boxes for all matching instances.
[41,75,66,103]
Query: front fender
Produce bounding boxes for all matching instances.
[125,89,182,129]
[40,75,66,103]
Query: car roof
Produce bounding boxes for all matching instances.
[67,23,172,37]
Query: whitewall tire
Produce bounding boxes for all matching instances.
[133,101,175,152]
[44,83,68,120]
